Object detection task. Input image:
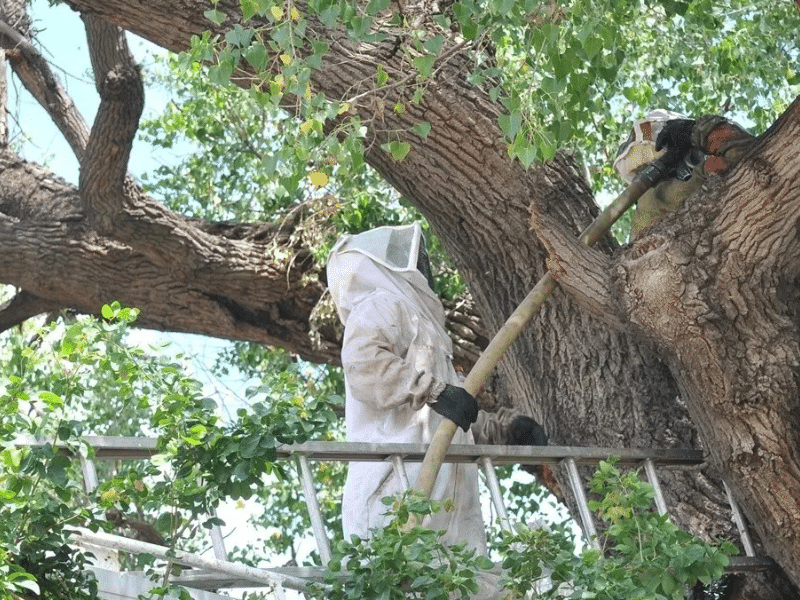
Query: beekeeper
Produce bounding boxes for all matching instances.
[614,109,755,240]
[326,223,546,555]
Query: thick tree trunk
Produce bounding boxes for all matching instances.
[537,99,800,588]
[2,0,799,594]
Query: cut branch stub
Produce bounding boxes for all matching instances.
[530,204,623,329]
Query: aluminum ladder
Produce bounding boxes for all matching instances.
[15,436,773,597]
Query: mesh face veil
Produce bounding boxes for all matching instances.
[326,223,441,326]
[331,224,423,271]
[415,236,435,291]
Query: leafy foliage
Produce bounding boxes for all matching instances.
[497,457,738,600]
[0,303,344,596]
[139,53,466,296]
[187,0,798,185]
[0,305,742,599]
[0,304,149,600]
[311,491,495,600]
[308,458,736,600]
[96,328,342,550]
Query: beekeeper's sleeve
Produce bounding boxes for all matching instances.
[341,293,447,411]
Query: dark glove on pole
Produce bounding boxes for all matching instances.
[430,385,479,432]
[655,119,696,175]
[507,416,548,446]
[507,416,549,478]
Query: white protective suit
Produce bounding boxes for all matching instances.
[326,223,488,553]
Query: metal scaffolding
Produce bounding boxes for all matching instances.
[14,436,773,599]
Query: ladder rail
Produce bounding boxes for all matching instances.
[642,458,670,517]
[562,457,600,549]
[390,454,411,490]
[723,480,757,557]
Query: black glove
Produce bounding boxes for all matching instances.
[507,416,548,478]
[507,416,548,446]
[655,119,696,175]
[431,384,478,432]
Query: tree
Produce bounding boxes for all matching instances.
[1,0,800,597]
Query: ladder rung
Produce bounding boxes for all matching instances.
[479,456,511,531]
[642,458,669,517]
[562,457,599,549]
[295,454,332,564]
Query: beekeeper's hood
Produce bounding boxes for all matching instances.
[614,109,688,182]
[326,223,444,328]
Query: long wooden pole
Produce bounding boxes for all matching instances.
[413,165,666,497]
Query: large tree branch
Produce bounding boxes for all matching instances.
[615,97,800,586]
[80,14,143,207]
[0,290,62,331]
[530,204,624,329]
[0,147,491,374]
[714,103,800,277]
[72,15,309,302]
[0,17,90,159]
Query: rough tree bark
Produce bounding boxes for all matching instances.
[535,102,800,586]
[1,0,799,596]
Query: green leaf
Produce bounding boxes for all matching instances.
[489,0,515,15]
[412,121,431,139]
[39,391,63,408]
[226,25,254,48]
[583,36,603,60]
[376,64,389,86]
[661,571,678,595]
[203,8,226,25]
[12,579,40,595]
[348,15,373,40]
[245,44,268,70]
[459,19,479,39]
[318,4,339,27]
[47,454,71,487]
[240,0,259,21]
[239,433,262,458]
[209,61,235,86]
[381,140,411,161]
[423,35,444,55]
[413,54,436,78]
[498,110,522,140]
[327,558,342,572]
[510,132,538,167]
[366,0,391,14]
